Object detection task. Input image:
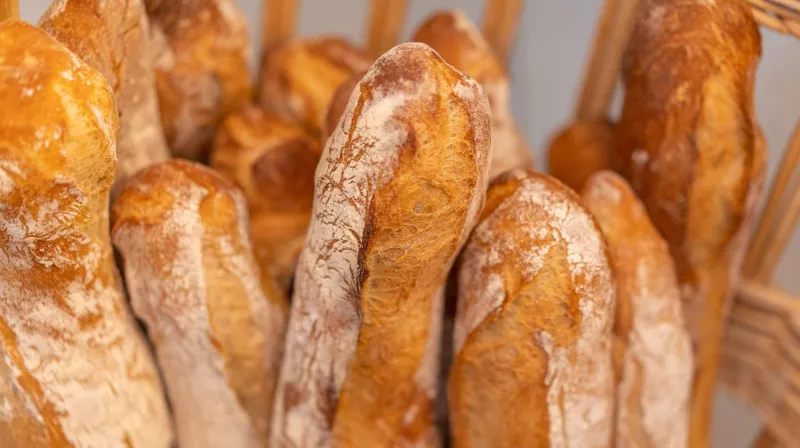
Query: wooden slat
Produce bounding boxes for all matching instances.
[574,0,642,120]
[724,282,800,448]
[756,181,800,282]
[482,0,525,63]
[364,0,408,59]
[748,0,800,39]
[262,0,299,50]
[0,0,19,21]
[745,121,800,279]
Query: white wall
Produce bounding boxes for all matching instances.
[19,1,800,446]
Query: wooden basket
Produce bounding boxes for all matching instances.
[2,0,798,446]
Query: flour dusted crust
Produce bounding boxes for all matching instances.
[412,10,533,178]
[0,22,173,448]
[450,170,615,448]
[40,0,170,195]
[210,106,320,291]
[258,36,373,138]
[322,69,366,144]
[112,160,287,447]
[582,171,693,448]
[618,1,764,445]
[145,0,253,160]
[271,42,491,447]
[547,119,618,193]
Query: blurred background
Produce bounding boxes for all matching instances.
[19,1,800,446]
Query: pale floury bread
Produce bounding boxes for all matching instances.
[0,21,173,448]
[112,160,288,447]
[450,170,615,448]
[583,171,693,448]
[271,42,491,447]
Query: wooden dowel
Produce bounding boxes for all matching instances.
[262,0,299,51]
[574,0,642,120]
[750,7,800,39]
[750,0,800,22]
[364,0,408,59]
[744,120,800,279]
[0,0,19,21]
[755,178,800,282]
[482,0,524,63]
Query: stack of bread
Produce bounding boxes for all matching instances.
[0,1,764,447]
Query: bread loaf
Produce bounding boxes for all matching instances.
[322,69,366,145]
[0,21,173,447]
[449,169,615,447]
[618,1,765,445]
[547,119,618,192]
[145,0,253,160]
[412,10,532,178]
[270,42,491,447]
[39,0,170,195]
[258,36,373,138]
[210,106,320,291]
[112,159,287,447]
[582,171,693,448]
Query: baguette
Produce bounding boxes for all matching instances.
[618,1,765,445]
[547,119,618,192]
[210,106,320,291]
[271,42,491,447]
[582,171,693,448]
[39,0,170,195]
[412,10,533,178]
[450,170,615,447]
[258,36,373,138]
[0,21,173,447]
[112,159,287,447]
[144,0,253,160]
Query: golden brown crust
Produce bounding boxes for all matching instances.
[322,70,366,145]
[210,106,320,291]
[112,160,287,447]
[547,119,619,192]
[582,171,693,448]
[145,0,253,160]
[450,170,615,448]
[618,1,765,445]
[39,0,170,195]
[0,21,172,448]
[412,10,533,178]
[257,36,373,137]
[271,42,491,447]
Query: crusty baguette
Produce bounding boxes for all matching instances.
[450,169,615,448]
[144,0,253,160]
[39,0,170,195]
[112,159,287,447]
[617,1,765,445]
[547,119,619,192]
[210,106,320,291]
[322,69,366,145]
[582,171,693,448]
[0,21,173,448]
[412,10,532,178]
[271,42,491,447]
[258,36,373,138]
